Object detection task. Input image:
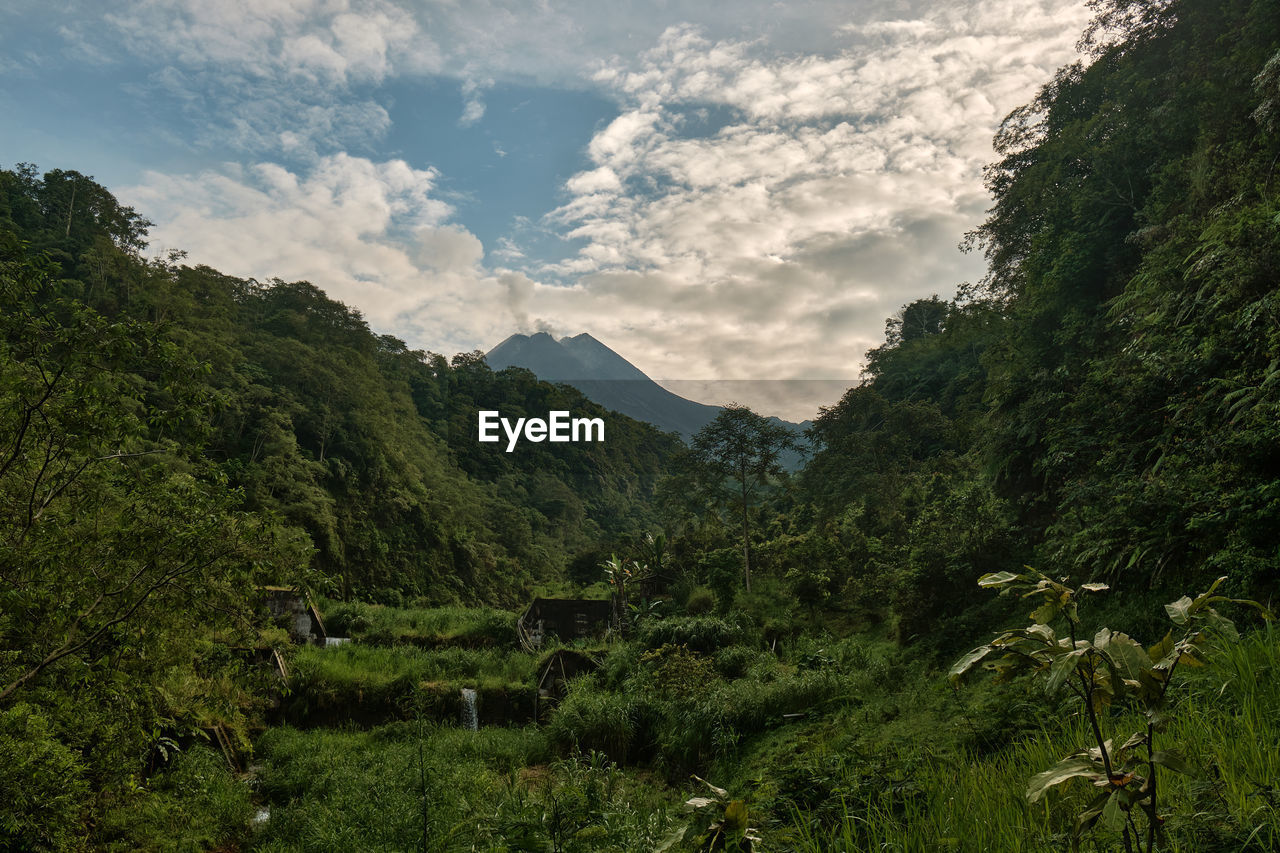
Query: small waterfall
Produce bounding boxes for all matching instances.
[324,636,350,647]
[460,688,478,731]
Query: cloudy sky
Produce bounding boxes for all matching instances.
[1,0,1091,419]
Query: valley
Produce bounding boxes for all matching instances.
[3,2,1280,851]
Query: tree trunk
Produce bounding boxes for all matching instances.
[740,459,751,592]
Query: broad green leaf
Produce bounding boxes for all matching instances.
[1225,598,1275,620]
[1165,596,1193,626]
[1086,739,1115,764]
[723,800,749,831]
[1026,623,1057,644]
[1065,600,1079,624]
[1046,648,1086,695]
[1027,757,1103,802]
[1147,631,1174,665]
[696,773,727,799]
[978,571,1021,588]
[1074,792,1110,836]
[1190,576,1229,612]
[692,775,728,799]
[1102,632,1153,683]
[1152,750,1189,774]
[950,645,993,682]
[1202,608,1239,641]
[1031,601,1060,625]
[1119,731,1147,753]
[1177,646,1207,667]
[1101,790,1126,831]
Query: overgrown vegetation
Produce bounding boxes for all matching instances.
[4,0,1280,849]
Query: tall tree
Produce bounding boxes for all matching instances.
[680,406,798,592]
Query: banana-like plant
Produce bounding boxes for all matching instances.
[951,572,1271,852]
[658,776,761,852]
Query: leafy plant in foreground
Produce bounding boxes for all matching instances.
[660,776,760,852]
[951,571,1271,852]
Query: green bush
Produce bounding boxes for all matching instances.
[713,645,758,679]
[546,678,640,763]
[95,745,253,853]
[640,644,718,696]
[685,586,717,615]
[654,670,849,770]
[637,616,747,653]
[0,703,89,852]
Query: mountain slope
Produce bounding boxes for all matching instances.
[486,332,724,438]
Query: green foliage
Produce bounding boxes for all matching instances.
[547,677,641,764]
[662,776,761,852]
[95,746,254,853]
[684,586,717,616]
[255,724,676,852]
[667,406,800,593]
[641,644,719,697]
[1,165,679,607]
[0,703,89,851]
[320,600,518,648]
[953,570,1272,850]
[789,624,1280,851]
[637,617,748,654]
[284,643,538,726]
[0,230,308,849]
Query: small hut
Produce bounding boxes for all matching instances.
[262,586,327,645]
[518,598,614,650]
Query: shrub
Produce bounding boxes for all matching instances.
[640,644,718,696]
[546,678,639,763]
[685,586,717,615]
[95,745,253,852]
[0,704,89,851]
[637,616,746,653]
[952,571,1272,852]
[714,645,757,679]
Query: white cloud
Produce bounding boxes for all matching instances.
[88,0,430,156]
[105,0,424,84]
[521,0,1091,409]
[121,154,517,356]
[458,76,493,127]
[55,0,1097,418]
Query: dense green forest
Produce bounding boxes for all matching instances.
[2,0,1279,850]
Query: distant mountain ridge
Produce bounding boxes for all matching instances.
[485,333,809,450]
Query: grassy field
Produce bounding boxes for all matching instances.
[318,599,520,648]
[227,604,1280,851]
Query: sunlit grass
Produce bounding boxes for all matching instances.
[317,598,518,647]
[789,626,1280,851]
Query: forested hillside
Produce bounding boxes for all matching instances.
[770,0,1280,648]
[0,163,677,605]
[0,164,676,847]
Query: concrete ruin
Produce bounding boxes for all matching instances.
[262,586,327,645]
[517,597,615,650]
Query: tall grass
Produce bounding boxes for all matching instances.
[319,599,518,647]
[284,644,539,726]
[251,723,675,852]
[789,626,1280,851]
